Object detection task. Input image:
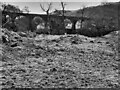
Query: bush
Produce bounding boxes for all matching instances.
[76,17,117,37]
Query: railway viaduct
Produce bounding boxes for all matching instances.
[2,11,89,34]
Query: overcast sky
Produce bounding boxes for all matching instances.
[0,0,120,14]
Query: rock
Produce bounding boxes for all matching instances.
[13,46,24,50]
[10,31,21,43]
[50,68,57,72]
[106,41,110,44]
[2,35,9,43]
[90,40,94,43]
[11,31,19,37]
[0,28,22,46]
[71,36,82,44]
[80,50,85,54]
[97,41,102,43]
[0,28,9,43]
[11,43,18,47]
[71,40,78,44]
[18,32,27,37]
[18,39,23,42]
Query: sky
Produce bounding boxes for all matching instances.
[0,0,120,14]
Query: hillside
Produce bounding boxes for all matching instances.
[51,2,119,36]
[52,2,119,19]
[1,27,119,88]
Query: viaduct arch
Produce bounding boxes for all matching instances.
[2,11,89,34]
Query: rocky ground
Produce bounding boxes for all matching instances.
[0,28,120,88]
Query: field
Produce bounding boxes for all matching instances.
[0,28,119,88]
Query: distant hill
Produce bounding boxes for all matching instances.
[51,2,119,36]
[51,2,119,19]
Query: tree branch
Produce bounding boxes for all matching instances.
[40,4,46,12]
[47,2,52,11]
[61,2,66,9]
[40,3,52,13]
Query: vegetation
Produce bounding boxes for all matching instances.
[1,2,119,88]
[1,2,119,37]
[1,3,30,32]
[40,2,52,34]
[1,27,119,88]
[60,2,67,34]
[51,2,119,36]
[1,3,22,13]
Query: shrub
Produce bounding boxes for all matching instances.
[76,17,117,37]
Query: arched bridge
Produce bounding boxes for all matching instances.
[2,11,89,34]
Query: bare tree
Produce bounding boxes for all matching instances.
[61,2,67,34]
[22,6,30,13]
[80,5,86,30]
[40,3,52,16]
[40,2,52,34]
[2,3,22,13]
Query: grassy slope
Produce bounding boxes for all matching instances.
[1,31,119,88]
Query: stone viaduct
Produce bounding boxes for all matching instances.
[2,11,89,34]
